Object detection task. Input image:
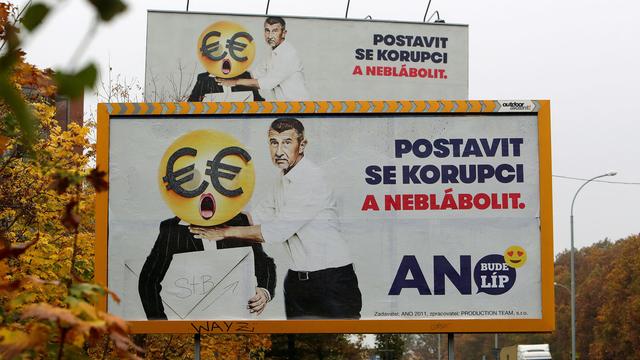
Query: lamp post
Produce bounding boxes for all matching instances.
[554,282,570,293]
[569,171,617,360]
[554,282,571,359]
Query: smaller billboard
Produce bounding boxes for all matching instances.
[144,11,468,102]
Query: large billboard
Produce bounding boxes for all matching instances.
[144,11,468,102]
[96,100,553,334]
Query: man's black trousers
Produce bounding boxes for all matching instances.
[284,264,362,319]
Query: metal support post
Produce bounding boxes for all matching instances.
[194,333,201,360]
[569,171,616,360]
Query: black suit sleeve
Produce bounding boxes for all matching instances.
[188,71,264,102]
[138,217,204,320]
[251,243,276,298]
[188,72,223,102]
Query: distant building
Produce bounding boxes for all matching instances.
[18,64,84,129]
[54,93,84,130]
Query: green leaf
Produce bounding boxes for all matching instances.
[62,345,90,360]
[69,282,104,303]
[0,76,37,150]
[1,113,19,138]
[9,292,37,308]
[87,0,127,21]
[54,64,98,98]
[20,3,50,31]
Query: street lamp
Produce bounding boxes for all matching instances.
[554,282,570,293]
[569,171,617,360]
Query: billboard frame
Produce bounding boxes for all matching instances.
[96,99,553,334]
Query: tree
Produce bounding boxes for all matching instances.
[453,234,640,359]
[0,1,142,358]
[375,334,406,360]
[403,334,441,359]
[264,334,367,360]
[0,53,139,358]
[588,235,640,359]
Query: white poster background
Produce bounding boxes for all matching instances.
[144,11,468,102]
[108,114,541,321]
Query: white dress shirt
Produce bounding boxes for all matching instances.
[251,157,352,272]
[251,40,310,101]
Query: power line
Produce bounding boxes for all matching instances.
[553,175,640,185]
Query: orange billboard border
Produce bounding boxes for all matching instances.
[96,100,553,334]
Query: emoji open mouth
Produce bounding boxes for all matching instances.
[200,193,216,219]
[222,59,231,75]
[510,259,521,263]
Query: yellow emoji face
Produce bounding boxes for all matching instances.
[158,129,255,226]
[197,21,256,79]
[504,246,527,268]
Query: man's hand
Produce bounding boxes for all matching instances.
[190,224,264,243]
[216,77,260,89]
[216,78,238,87]
[242,211,254,225]
[189,226,227,241]
[248,288,270,315]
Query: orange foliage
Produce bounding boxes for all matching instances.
[456,234,640,360]
[0,22,140,358]
[11,60,57,99]
[0,2,12,36]
[589,235,640,358]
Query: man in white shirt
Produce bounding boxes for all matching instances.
[190,118,362,319]
[216,17,310,101]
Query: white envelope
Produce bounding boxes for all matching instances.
[203,88,254,102]
[125,247,256,320]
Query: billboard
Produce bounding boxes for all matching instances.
[144,11,468,102]
[96,100,553,334]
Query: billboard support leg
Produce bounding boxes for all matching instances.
[194,333,201,360]
[287,334,296,359]
[448,333,454,360]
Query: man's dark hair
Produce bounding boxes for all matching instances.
[265,16,286,29]
[270,117,304,141]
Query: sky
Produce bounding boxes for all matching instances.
[15,0,640,256]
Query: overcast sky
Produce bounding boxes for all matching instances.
[16,0,640,255]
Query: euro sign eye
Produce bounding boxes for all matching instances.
[201,31,227,61]
[163,147,209,198]
[226,32,253,62]
[205,146,252,197]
